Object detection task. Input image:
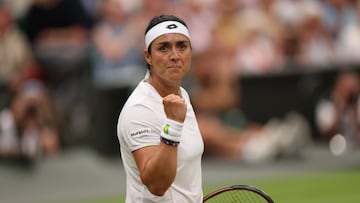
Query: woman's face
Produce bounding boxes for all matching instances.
[145,33,192,84]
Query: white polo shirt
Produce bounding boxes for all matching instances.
[117,80,204,203]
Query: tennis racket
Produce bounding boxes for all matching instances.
[203,184,274,203]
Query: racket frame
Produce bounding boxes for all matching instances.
[203,184,274,203]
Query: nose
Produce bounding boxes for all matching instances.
[170,47,180,61]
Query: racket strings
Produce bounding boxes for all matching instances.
[204,190,270,203]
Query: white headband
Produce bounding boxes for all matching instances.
[145,21,190,49]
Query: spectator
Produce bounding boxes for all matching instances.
[0,79,60,164]
[234,6,285,74]
[189,48,311,163]
[0,3,33,86]
[294,0,337,68]
[90,0,145,88]
[315,70,360,150]
[211,0,243,54]
[197,110,311,163]
[335,0,360,64]
[270,0,306,69]
[178,0,218,55]
[21,0,94,140]
[0,0,32,20]
[190,49,240,114]
[320,0,358,39]
[127,0,173,35]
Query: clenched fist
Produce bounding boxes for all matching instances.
[163,94,187,123]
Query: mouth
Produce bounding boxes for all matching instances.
[168,65,181,69]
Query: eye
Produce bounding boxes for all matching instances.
[159,45,169,52]
[177,43,188,51]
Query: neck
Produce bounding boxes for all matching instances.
[145,76,181,97]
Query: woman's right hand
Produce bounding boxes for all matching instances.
[163,94,187,123]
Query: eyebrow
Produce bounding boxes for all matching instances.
[155,40,189,46]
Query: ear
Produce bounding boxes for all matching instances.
[144,49,151,65]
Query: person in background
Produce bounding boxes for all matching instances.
[177,0,218,55]
[90,0,145,88]
[234,0,285,74]
[189,48,311,163]
[21,0,94,141]
[0,79,60,164]
[335,0,360,65]
[294,0,337,68]
[315,70,360,150]
[320,0,358,39]
[0,2,33,87]
[117,15,203,202]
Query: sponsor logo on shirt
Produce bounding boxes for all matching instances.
[130,128,150,137]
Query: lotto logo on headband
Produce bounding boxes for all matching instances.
[145,21,190,49]
[167,24,178,29]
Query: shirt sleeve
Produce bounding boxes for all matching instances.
[119,104,162,152]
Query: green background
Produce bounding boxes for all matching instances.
[61,168,360,203]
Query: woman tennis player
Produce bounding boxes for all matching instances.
[117,15,204,202]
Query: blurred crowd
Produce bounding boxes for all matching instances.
[1,0,360,164]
